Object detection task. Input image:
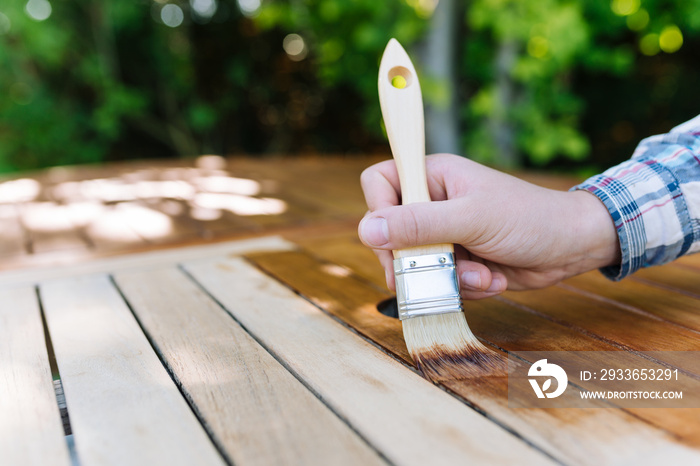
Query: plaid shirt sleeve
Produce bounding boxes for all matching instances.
[572,114,700,280]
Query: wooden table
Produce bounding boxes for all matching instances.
[1,156,699,465]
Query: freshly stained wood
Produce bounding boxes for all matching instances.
[113,267,384,466]
[633,263,700,298]
[676,252,700,269]
[0,235,294,287]
[293,231,389,290]
[501,284,700,367]
[0,287,71,466]
[468,297,700,446]
[40,275,225,466]
[184,256,552,466]
[82,203,151,252]
[248,250,700,462]
[564,272,700,332]
[0,205,27,257]
[18,202,91,254]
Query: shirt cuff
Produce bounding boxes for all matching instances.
[572,175,643,281]
[572,156,692,280]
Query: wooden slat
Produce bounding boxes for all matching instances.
[183,256,552,466]
[676,253,700,268]
[563,272,700,332]
[113,267,385,466]
[0,287,71,466]
[292,236,700,447]
[633,263,700,298]
[19,202,91,254]
[501,283,700,371]
[0,205,28,257]
[247,249,700,462]
[0,235,294,287]
[40,275,225,466]
[292,231,388,290]
[467,298,700,447]
[81,203,148,252]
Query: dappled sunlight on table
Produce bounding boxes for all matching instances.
[0,155,377,269]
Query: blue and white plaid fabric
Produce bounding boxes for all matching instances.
[574,114,700,280]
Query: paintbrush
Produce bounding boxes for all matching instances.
[377,39,504,382]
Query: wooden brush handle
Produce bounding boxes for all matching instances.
[378,39,454,260]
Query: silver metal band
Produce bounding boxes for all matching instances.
[393,252,463,320]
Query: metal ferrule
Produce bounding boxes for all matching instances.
[393,252,463,320]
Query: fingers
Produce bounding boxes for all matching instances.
[367,242,508,298]
[358,200,466,250]
[360,160,402,211]
[360,156,452,211]
[372,248,396,291]
[457,259,508,299]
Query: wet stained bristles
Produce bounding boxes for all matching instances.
[402,312,506,382]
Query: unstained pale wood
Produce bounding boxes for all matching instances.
[184,256,551,466]
[40,275,225,466]
[113,266,384,466]
[0,287,71,466]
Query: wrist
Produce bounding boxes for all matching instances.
[561,190,621,277]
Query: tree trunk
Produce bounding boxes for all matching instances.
[421,0,460,155]
[488,39,518,168]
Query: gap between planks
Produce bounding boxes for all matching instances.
[183,255,553,466]
[0,287,71,466]
[39,275,227,466]
[112,266,387,466]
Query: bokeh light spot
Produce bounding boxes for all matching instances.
[25,0,52,21]
[527,36,549,59]
[639,33,660,56]
[161,4,184,28]
[626,9,649,31]
[659,25,683,53]
[611,0,640,17]
[237,0,261,18]
[0,12,11,34]
[190,0,217,20]
[283,34,308,61]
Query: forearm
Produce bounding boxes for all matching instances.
[573,115,700,280]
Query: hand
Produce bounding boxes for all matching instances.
[358,154,621,299]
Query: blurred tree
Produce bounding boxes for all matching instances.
[463,0,700,168]
[419,0,462,155]
[253,0,427,147]
[1,0,699,173]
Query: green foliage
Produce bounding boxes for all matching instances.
[254,0,426,139]
[460,0,700,167]
[1,0,700,173]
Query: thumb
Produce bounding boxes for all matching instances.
[358,200,465,250]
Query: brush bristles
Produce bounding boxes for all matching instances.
[402,312,506,382]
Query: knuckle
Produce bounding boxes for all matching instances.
[397,207,424,245]
[359,167,376,189]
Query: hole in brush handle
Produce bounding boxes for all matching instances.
[388,66,412,89]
